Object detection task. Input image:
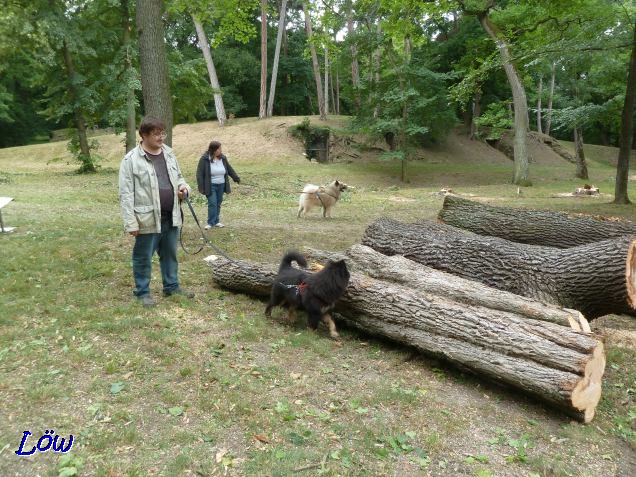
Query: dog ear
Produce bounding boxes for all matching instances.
[335,180,340,186]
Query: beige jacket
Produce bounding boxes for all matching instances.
[118,144,190,234]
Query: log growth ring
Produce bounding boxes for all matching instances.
[571,342,606,423]
[628,239,636,309]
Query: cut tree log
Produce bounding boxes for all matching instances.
[204,251,606,422]
[438,195,636,248]
[362,218,636,319]
[305,244,590,332]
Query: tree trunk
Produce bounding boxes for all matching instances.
[398,35,412,183]
[125,81,137,152]
[373,24,381,119]
[267,0,287,117]
[121,0,137,152]
[478,12,531,186]
[346,0,360,111]
[333,67,340,115]
[61,39,94,172]
[136,0,173,145]
[324,46,329,115]
[470,92,481,139]
[205,251,605,423]
[303,2,326,120]
[614,19,636,205]
[361,217,636,319]
[545,61,556,136]
[536,75,543,134]
[192,16,226,126]
[438,195,636,248]
[259,0,267,119]
[306,244,590,332]
[574,127,588,180]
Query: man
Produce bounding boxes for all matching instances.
[119,116,194,306]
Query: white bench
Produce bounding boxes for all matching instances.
[0,197,15,233]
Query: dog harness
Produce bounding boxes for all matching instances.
[296,282,308,295]
[281,281,308,295]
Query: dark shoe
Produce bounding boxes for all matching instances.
[163,288,195,298]
[138,295,156,307]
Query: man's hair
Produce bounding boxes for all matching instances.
[208,140,222,156]
[139,116,166,136]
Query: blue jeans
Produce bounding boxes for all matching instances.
[132,219,180,297]
[206,183,225,226]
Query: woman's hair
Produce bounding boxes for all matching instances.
[208,140,222,157]
[139,116,165,136]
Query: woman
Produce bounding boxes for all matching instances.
[196,140,241,229]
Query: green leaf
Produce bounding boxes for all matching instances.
[109,382,125,394]
[168,406,184,417]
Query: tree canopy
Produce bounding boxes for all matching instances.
[0,0,633,191]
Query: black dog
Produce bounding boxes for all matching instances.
[265,250,350,339]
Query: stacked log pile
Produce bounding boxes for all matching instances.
[203,199,636,423]
[438,195,636,248]
[206,244,605,422]
[362,218,636,319]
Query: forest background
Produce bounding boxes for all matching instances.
[1,0,635,198]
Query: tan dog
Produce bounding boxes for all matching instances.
[297,180,348,218]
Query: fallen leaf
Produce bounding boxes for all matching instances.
[215,448,228,463]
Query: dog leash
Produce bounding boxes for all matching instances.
[181,196,255,269]
[181,197,307,290]
[239,182,341,198]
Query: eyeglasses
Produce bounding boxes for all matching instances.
[152,131,167,139]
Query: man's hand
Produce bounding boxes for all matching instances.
[178,187,189,200]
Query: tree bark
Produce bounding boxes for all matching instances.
[267,0,287,117]
[438,195,636,248]
[345,0,360,111]
[192,16,226,126]
[470,92,481,139]
[545,61,556,136]
[476,11,530,186]
[61,39,94,172]
[305,244,590,332]
[614,19,636,205]
[204,251,605,423]
[121,0,137,152]
[259,0,268,119]
[536,75,543,134]
[324,46,329,115]
[136,0,173,145]
[332,66,339,115]
[362,217,636,319]
[574,127,588,180]
[303,2,326,120]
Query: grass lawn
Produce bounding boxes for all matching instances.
[0,116,634,476]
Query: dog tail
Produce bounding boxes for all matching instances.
[279,250,308,271]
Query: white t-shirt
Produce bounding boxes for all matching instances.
[210,159,226,184]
